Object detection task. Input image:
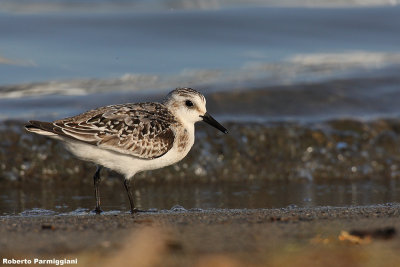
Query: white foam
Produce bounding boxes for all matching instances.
[288,51,400,69]
[2,51,400,99]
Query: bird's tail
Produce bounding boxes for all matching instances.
[25,120,58,136]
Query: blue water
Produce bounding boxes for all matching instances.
[2,3,400,121]
[1,6,400,85]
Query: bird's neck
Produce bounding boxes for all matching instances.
[180,119,195,135]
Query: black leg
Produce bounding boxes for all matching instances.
[123,178,139,214]
[93,166,103,214]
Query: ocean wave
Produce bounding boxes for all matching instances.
[288,51,400,69]
[1,51,399,99]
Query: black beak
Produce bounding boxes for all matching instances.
[200,112,228,134]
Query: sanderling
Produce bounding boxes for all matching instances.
[25,88,227,214]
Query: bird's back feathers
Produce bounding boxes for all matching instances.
[25,102,178,159]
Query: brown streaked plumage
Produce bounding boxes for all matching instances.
[27,103,178,159]
[165,87,206,103]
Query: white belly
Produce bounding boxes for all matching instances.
[59,131,195,179]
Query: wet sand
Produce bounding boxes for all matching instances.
[1,205,400,266]
[4,117,400,184]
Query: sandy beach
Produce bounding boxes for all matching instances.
[1,205,400,266]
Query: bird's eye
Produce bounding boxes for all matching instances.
[185,100,194,107]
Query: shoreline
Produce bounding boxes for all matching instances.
[1,205,400,266]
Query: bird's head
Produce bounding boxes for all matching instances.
[164,88,228,134]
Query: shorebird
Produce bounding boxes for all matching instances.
[25,88,227,214]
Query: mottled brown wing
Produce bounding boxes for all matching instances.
[52,103,177,159]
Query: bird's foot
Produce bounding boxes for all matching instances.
[130,208,146,214]
[92,207,103,214]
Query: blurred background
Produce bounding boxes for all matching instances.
[2,0,400,215]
